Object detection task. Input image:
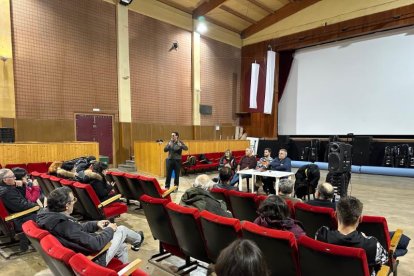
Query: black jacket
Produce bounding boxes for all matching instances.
[84,170,113,201]
[306,199,336,210]
[0,182,36,213]
[36,210,114,258]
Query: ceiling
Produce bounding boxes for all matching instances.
[155,0,321,39]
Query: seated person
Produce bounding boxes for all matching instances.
[0,169,39,251]
[269,148,291,172]
[316,196,388,275]
[84,162,114,201]
[218,149,237,176]
[214,239,269,276]
[255,148,274,194]
[180,174,231,218]
[278,179,302,204]
[306,182,336,210]
[214,167,238,191]
[12,167,42,204]
[230,148,256,186]
[254,195,305,239]
[57,161,77,180]
[37,187,144,266]
[48,161,63,176]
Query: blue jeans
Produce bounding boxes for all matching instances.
[230,174,251,186]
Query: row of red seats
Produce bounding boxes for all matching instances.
[140,194,392,276]
[181,150,246,174]
[0,162,51,173]
[22,220,148,276]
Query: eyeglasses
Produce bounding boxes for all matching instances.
[69,197,77,203]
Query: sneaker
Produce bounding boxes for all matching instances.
[131,231,144,251]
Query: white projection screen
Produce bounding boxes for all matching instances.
[278,26,414,135]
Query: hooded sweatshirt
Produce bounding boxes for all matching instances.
[36,209,114,265]
[316,226,388,275]
[254,215,306,239]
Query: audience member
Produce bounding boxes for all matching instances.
[57,161,77,180]
[48,161,63,176]
[180,174,231,218]
[316,196,387,275]
[255,148,274,194]
[0,169,39,251]
[214,167,238,191]
[230,148,256,186]
[218,149,237,176]
[84,161,114,201]
[214,239,269,276]
[269,148,291,172]
[37,187,144,266]
[254,195,305,239]
[306,182,336,209]
[278,179,302,204]
[164,131,188,189]
[12,167,41,203]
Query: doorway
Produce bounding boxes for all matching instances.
[75,114,114,163]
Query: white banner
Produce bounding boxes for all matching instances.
[264,50,276,114]
[249,63,260,109]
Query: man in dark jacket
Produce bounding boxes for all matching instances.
[269,148,292,172]
[164,131,188,189]
[84,162,114,201]
[316,196,388,275]
[306,182,336,209]
[0,168,38,251]
[36,187,144,266]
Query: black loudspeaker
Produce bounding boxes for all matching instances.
[352,136,372,166]
[199,105,212,115]
[278,135,290,150]
[0,128,15,143]
[328,142,352,173]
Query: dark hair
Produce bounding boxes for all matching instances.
[257,195,290,220]
[61,161,75,171]
[172,131,179,137]
[92,161,108,174]
[219,167,233,183]
[215,239,269,276]
[264,148,272,153]
[47,187,73,212]
[336,196,363,226]
[11,167,28,180]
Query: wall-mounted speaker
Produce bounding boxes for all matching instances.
[328,142,352,173]
[0,128,15,143]
[200,105,212,115]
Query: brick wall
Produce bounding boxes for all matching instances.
[129,11,192,125]
[200,36,241,126]
[11,0,118,120]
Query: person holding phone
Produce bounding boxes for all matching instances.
[164,131,188,189]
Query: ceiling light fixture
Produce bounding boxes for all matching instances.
[119,0,133,6]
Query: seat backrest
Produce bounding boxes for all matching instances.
[241,221,299,276]
[228,190,258,222]
[60,179,87,217]
[22,220,52,269]
[199,210,241,263]
[40,234,76,276]
[50,176,63,189]
[107,171,133,199]
[5,163,27,170]
[0,200,13,238]
[166,202,210,263]
[123,173,145,200]
[41,173,56,194]
[138,175,163,198]
[31,171,51,196]
[72,182,102,220]
[27,162,49,174]
[104,172,120,194]
[209,187,231,211]
[298,235,369,276]
[294,202,337,238]
[357,215,390,250]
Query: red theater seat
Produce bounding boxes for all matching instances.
[294,202,337,238]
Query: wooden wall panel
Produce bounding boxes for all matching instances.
[15,119,75,142]
[0,142,99,166]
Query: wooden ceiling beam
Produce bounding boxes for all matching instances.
[205,16,241,33]
[246,0,273,14]
[241,0,321,39]
[155,0,192,14]
[193,0,227,19]
[220,5,256,24]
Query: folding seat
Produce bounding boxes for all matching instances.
[40,234,76,276]
[5,163,27,170]
[106,171,136,203]
[209,187,231,212]
[357,215,404,275]
[0,199,39,258]
[22,220,50,266]
[294,202,337,238]
[138,175,176,200]
[227,190,258,222]
[49,176,63,189]
[105,171,120,194]
[166,202,211,265]
[72,182,127,221]
[27,162,49,174]
[69,253,148,276]
[241,221,300,276]
[139,195,197,273]
[123,173,145,202]
[41,173,57,194]
[199,210,241,262]
[31,171,52,196]
[298,235,390,276]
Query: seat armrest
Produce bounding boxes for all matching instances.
[162,186,177,198]
[389,228,403,253]
[377,265,390,276]
[87,242,112,260]
[5,205,40,222]
[117,258,142,276]
[98,194,122,208]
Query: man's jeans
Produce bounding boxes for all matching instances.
[105,226,142,265]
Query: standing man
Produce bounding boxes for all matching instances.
[270,148,292,172]
[164,131,188,189]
